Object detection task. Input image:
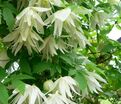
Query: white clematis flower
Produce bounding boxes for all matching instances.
[90,11,109,29]
[16,6,50,33]
[49,76,80,98]
[4,27,43,55]
[40,35,67,60]
[45,8,90,48]
[82,71,107,97]
[4,6,50,55]
[44,91,76,104]
[9,84,47,104]
[45,8,73,36]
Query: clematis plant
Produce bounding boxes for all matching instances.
[0,0,119,103]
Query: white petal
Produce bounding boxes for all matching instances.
[53,19,63,36]
[32,7,51,12]
[54,8,71,21]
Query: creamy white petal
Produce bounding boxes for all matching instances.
[54,8,71,22]
[32,7,51,12]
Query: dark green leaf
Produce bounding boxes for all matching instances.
[0,9,1,24]
[60,54,74,65]
[11,74,35,80]
[3,7,15,31]
[33,62,51,74]
[2,1,17,14]
[19,58,31,75]
[0,68,7,82]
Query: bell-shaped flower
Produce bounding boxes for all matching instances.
[0,49,9,68]
[9,84,47,104]
[90,11,109,29]
[16,6,50,33]
[45,8,90,48]
[49,76,80,98]
[44,91,76,104]
[82,71,107,97]
[4,6,50,55]
[39,35,67,60]
[4,27,43,55]
[45,8,73,36]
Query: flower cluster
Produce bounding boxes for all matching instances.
[9,74,106,103]
[3,0,89,59]
[9,76,79,104]
[4,6,50,55]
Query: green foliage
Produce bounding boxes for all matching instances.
[0,0,121,103]
[0,84,9,104]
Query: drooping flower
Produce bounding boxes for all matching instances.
[49,76,80,98]
[45,8,90,48]
[39,35,67,60]
[3,6,50,55]
[16,6,50,33]
[9,84,47,104]
[44,91,76,104]
[90,11,109,29]
[82,71,107,97]
[3,27,43,55]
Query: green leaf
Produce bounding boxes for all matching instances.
[11,74,35,80]
[50,64,62,76]
[68,69,77,76]
[0,9,1,24]
[0,68,7,82]
[12,80,25,94]
[74,71,87,90]
[3,7,15,31]
[4,74,34,84]
[19,58,31,75]
[0,84,9,104]
[60,54,74,66]
[56,65,61,74]
[33,62,51,74]
[2,1,17,14]
[86,62,105,75]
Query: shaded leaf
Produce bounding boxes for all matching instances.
[19,58,31,75]
[0,68,7,82]
[33,62,51,74]
[3,7,15,31]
